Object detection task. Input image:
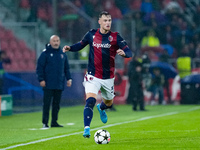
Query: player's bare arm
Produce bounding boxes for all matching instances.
[117,49,126,57]
[63,45,71,52]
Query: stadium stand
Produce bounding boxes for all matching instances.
[0,24,36,72]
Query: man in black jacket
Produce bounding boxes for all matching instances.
[36,35,72,128]
[127,58,145,111]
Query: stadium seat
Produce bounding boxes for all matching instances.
[3,63,12,71]
[6,51,15,60]
[0,29,6,40]
[18,60,28,71]
[9,60,20,71]
[0,40,9,50]
[18,40,27,50]
[14,50,23,60]
[5,30,14,40]
[30,51,36,60]
[9,39,18,50]
[22,50,31,60]
[27,60,36,71]
[0,23,37,72]
[20,0,30,9]
[38,8,48,21]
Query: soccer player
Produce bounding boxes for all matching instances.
[63,11,133,138]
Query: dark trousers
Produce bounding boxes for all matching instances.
[127,82,144,110]
[42,89,62,125]
[132,89,144,110]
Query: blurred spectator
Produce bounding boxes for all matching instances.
[159,50,170,62]
[195,42,200,58]
[158,51,171,103]
[159,24,174,45]
[177,54,191,79]
[0,50,11,94]
[27,0,39,22]
[193,5,200,28]
[188,42,196,58]
[130,0,142,10]
[143,11,167,26]
[132,11,145,39]
[20,0,30,9]
[162,0,183,14]
[148,67,165,105]
[74,0,84,11]
[84,0,102,19]
[140,0,154,14]
[115,0,130,15]
[151,0,161,11]
[102,0,123,20]
[127,58,145,111]
[37,0,52,26]
[141,29,160,47]
[192,33,200,47]
[142,54,152,91]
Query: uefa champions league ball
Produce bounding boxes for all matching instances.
[94,129,111,144]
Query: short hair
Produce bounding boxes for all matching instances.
[99,11,110,18]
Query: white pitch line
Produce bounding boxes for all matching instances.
[1,107,199,150]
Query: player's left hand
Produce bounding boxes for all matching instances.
[117,49,126,57]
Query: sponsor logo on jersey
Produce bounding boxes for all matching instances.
[93,42,111,49]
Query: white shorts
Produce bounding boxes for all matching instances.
[83,73,115,100]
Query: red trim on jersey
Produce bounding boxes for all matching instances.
[94,29,103,78]
[122,45,128,50]
[109,32,118,78]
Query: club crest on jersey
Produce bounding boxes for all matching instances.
[61,54,64,59]
[50,53,53,57]
[108,35,113,42]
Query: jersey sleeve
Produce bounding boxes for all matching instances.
[117,33,133,58]
[70,31,90,52]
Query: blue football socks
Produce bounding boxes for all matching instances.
[83,97,96,127]
[100,101,113,110]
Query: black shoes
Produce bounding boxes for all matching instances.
[43,124,49,129]
[43,123,64,128]
[133,107,147,111]
[51,123,64,127]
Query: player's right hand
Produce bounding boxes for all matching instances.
[63,45,70,52]
[40,81,46,87]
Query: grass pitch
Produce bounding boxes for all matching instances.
[0,105,200,150]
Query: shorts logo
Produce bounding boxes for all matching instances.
[89,77,93,81]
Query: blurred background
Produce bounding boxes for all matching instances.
[0,0,200,115]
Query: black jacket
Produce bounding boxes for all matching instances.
[36,44,71,90]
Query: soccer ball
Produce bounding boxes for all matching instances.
[94,129,111,144]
